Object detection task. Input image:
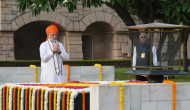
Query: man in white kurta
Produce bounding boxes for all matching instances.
[40,23,69,83]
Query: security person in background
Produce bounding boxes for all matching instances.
[132,33,157,81]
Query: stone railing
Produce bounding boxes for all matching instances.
[0,66,114,84]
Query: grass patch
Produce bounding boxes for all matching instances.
[115,67,190,82]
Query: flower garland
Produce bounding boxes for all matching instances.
[44,89,50,110]
[56,89,64,110]
[29,88,34,110]
[13,86,18,110]
[82,91,85,110]
[17,87,22,110]
[0,81,148,110]
[53,90,59,110]
[70,90,79,110]
[9,85,16,110]
[0,85,4,110]
[31,87,39,110]
[3,86,7,110]
[41,89,45,110]
[67,91,72,110]
[63,65,70,82]
[110,82,124,110]
[25,87,30,110]
[94,64,103,81]
[30,65,37,83]
[6,86,10,110]
[163,80,175,110]
[62,91,68,110]
[37,88,41,110]
[49,90,54,110]
[20,87,26,110]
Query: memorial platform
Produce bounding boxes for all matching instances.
[1,81,190,110]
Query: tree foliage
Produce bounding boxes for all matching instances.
[158,0,190,24]
[16,0,107,16]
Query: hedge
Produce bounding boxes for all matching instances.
[0,60,130,68]
[0,59,189,68]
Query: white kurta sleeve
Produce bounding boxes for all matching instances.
[59,43,69,60]
[132,47,137,70]
[152,45,158,66]
[40,43,54,62]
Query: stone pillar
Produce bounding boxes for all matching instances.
[0,32,15,60]
[67,32,83,60]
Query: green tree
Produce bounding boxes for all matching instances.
[158,0,190,72]
[16,0,190,71]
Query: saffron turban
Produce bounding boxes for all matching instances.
[46,23,59,41]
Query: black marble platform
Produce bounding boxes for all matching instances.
[124,70,188,75]
[124,69,188,83]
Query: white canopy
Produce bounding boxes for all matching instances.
[124,23,189,29]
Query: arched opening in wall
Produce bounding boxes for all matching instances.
[14,21,67,60]
[82,21,115,60]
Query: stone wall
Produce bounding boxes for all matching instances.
[90,83,190,110]
[0,66,114,84]
[67,32,83,60]
[0,0,125,32]
[113,33,130,59]
[0,32,15,60]
[0,0,132,60]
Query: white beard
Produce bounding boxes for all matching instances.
[49,37,57,42]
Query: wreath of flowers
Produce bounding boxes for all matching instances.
[41,89,45,110]
[49,89,54,110]
[54,90,59,110]
[37,88,42,110]
[13,86,18,110]
[3,86,7,110]
[25,87,30,110]
[17,86,22,110]
[62,91,68,110]
[0,81,150,110]
[82,91,85,110]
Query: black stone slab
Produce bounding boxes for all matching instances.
[124,70,188,75]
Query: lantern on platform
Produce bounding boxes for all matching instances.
[124,23,189,83]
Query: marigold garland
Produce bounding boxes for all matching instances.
[54,90,59,110]
[49,90,54,110]
[63,65,70,82]
[94,64,103,81]
[13,86,18,110]
[30,65,37,83]
[17,87,22,110]
[82,91,85,110]
[62,91,68,110]
[163,80,175,110]
[6,86,10,110]
[37,88,42,110]
[41,89,45,110]
[25,87,30,110]
[3,86,7,110]
[110,82,124,110]
[67,91,72,110]
[29,88,33,110]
